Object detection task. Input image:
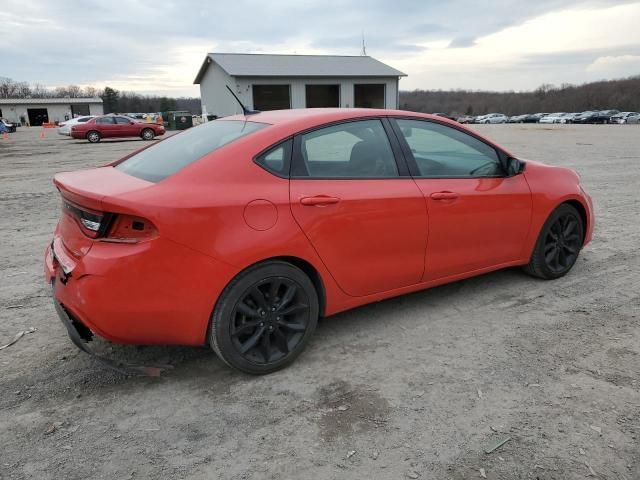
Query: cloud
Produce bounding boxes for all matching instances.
[448,37,477,48]
[586,55,640,78]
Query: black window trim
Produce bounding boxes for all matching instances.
[289,116,412,180]
[388,116,512,179]
[253,137,293,179]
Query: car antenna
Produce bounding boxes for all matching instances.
[226,85,260,115]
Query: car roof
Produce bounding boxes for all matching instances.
[218,108,514,158]
[221,108,444,127]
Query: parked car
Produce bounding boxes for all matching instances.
[539,113,569,124]
[508,114,526,123]
[57,116,96,136]
[70,115,165,143]
[1,118,17,132]
[433,113,456,121]
[479,113,508,124]
[610,112,639,124]
[456,115,475,124]
[46,108,594,374]
[573,110,619,124]
[522,113,548,123]
[624,113,640,124]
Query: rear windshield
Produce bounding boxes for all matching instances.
[115,120,268,182]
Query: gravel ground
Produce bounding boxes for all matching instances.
[0,124,638,480]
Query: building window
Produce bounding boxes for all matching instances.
[252,85,291,111]
[354,84,385,108]
[305,84,340,108]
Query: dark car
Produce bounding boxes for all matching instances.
[71,115,166,143]
[573,110,619,124]
[433,113,457,121]
[456,115,475,124]
[508,114,530,123]
[520,113,548,123]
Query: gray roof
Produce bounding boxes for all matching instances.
[0,97,103,105]
[194,53,406,83]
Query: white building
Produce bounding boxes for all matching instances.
[0,98,104,126]
[194,53,406,118]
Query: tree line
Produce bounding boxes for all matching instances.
[4,75,640,118]
[399,76,640,116]
[0,77,202,114]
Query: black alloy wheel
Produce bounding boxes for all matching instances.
[524,204,584,279]
[209,261,319,374]
[231,277,310,364]
[542,213,582,274]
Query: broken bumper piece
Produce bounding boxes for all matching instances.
[53,295,172,377]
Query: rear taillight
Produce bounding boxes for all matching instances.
[62,200,156,242]
[63,201,108,238]
[104,215,158,243]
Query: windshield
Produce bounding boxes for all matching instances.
[115,120,268,182]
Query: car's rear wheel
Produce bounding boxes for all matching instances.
[209,261,319,374]
[87,131,101,143]
[524,204,584,279]
[141,128,155,140]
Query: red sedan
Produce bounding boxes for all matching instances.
[46,109,594,374]
[71,115,165,143]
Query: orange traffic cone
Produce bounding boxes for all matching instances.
[2,133,9,140]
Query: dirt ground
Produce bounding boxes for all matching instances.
[0,124,638,480]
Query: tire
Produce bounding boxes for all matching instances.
[209,261,319,374]
[524,204,584,280]
[141,128,155,140]
[86,131,101,143]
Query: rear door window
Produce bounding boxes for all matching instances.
[115,120,268,182]
[96,117,115,124]
[293,119,398,178]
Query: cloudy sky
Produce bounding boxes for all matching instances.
[2,0,640,97]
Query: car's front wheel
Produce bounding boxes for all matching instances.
[524,204,584,279]
[141,128,155,140]
[209,261,319,374]
[86,131,101,143]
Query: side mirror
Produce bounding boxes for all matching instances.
[507,157,526,176]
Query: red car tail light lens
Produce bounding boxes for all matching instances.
[104,215,158,243]
[63,201,108,239]
[62,200,156,242]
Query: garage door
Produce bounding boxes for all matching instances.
[28,108,49,126]
[252,85,291,111]
[305,85,340,108]
[354,84,385,108]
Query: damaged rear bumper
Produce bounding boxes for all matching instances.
[52,292,171,377]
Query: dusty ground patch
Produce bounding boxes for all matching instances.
[0,125,638,479]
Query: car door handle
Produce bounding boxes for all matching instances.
[300,195,341,206]
[430,191,459,200]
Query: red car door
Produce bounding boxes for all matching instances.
[391,118,532,281]
[289,119,427,297]
[94,116,117,138]
[114,116,138,137]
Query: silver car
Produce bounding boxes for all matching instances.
[612,112,640,124]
